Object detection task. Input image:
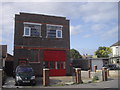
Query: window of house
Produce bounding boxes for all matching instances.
[47,30,56,38]
[44,61,66,69]
[116,47,118,56]
[44,61,48,68]
[117,59,119,63]
[50,61,55,69]
[23,22,42,37]
[63,62,66,69]
[60,62,66,69]
[55,62,60,69]
[47,24,63,38]
[56,30,62,38]
[24,27,31,36]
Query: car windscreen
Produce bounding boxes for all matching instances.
[17,66,33,73]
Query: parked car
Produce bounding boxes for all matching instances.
[103,64,120,70]
[15,65,36,86]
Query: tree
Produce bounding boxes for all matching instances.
[70,49,82,59]
[94,47,112,58]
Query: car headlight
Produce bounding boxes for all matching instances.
[16,76,22,81]
[31,76,35,80]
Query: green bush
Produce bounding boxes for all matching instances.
[92,76,99,82]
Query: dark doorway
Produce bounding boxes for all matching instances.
[5,61,13,76]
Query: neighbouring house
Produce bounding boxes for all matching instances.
[110,40,120,66]
[14,12,70,76]
[0,45,7,69]
[89,58,109,71]
[0,45,14,76]
[71,58,109,71]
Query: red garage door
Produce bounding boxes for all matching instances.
[44,50,66,76]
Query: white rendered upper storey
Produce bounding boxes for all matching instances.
[110,41,120,57]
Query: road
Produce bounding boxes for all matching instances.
[2,78,119,90]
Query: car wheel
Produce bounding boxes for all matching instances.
[15,82,18,86]
[32,83,36,86]
[31,81,36,86]
[15,82,20,86]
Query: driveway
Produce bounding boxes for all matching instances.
[2,76,119,89]
[2,77,43,88]
[2,76,91,88]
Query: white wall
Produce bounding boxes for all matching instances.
[111,46,120,57]
[91,60,103,71]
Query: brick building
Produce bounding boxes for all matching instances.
[14,12,70,76]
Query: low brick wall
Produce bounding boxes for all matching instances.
[91,70,103,81]
[109,70,120,77]
[81,70,102,79]
[81,71,89,79]
[90,70,120,81]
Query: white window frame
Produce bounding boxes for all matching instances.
[23,22,42,37]
[46,24,63,38]
[23,27,31,36]
[63,62,66,69]
[56,30,62,38]
[46,24,63,27]
[24,22,42,26]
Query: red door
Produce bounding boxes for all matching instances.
[44,50,66,76]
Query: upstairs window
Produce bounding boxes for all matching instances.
[47,30,56,38]
[23,22,42,37]
[24,27,31,36]
[56,30,62,38]
[47,24,63,38]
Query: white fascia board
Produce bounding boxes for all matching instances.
[46,24,63,27]
[23,22,42,25]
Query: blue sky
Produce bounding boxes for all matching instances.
[0,1,118,55]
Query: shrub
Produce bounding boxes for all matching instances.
[92,75,99,82]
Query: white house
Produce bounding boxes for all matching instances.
[90,58,109,71]
[110,41,120,66]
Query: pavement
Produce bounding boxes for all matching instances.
[47,78,119,88]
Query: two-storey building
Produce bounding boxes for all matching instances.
[14,12,70,76]
[110,40,120,66]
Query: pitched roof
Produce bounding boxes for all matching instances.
[111,40,120,47]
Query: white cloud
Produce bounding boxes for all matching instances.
[83,34,91,38]
[2,0,120,2]
[101,26,118,40]
[79,2,118,23]
[1,2,118,54]
[91,24,108,31]
[70,25,83,35]
[2,2,116,35]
